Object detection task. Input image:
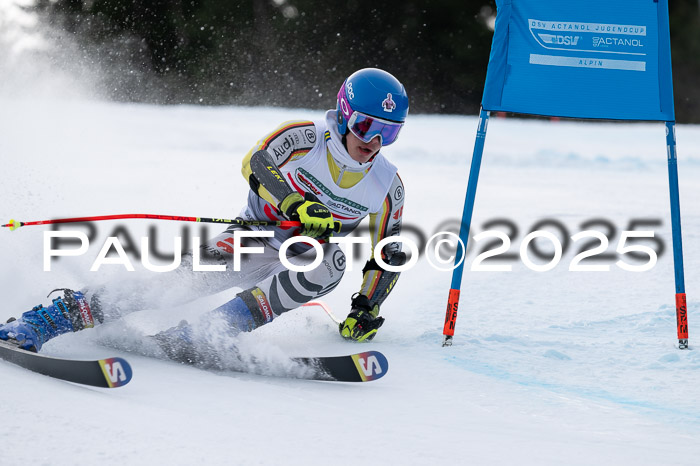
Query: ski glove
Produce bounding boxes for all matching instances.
[339,294,385,342]
[280,192,337,240]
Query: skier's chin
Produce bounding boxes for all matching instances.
[345,132,380,163]
[351,147,377,164]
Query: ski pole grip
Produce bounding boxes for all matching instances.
[277,220,341,233]
[278,220,302,228]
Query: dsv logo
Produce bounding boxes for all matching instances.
[538,33,581,46]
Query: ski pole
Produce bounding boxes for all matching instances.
[1,214,302,231]
[2,214,342,233]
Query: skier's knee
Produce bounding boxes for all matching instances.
[301,246,345,295]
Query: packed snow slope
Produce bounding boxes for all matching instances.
[1,99,699,465]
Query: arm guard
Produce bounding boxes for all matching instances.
[358,173,405,309]
[241,120,317,207]
[359,253,407,309]
[249,149,296,207]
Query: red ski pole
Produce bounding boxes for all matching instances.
[1,214,302,231]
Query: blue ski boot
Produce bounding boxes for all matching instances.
[0,289,99,352]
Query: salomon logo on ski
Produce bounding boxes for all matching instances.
[99,357,133,387]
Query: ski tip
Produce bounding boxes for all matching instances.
[351,351,388,382]
[98,357,133,388]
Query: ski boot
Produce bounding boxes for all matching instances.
[0,289,100,352]
[152,320,208,366]
[153,293,262,367]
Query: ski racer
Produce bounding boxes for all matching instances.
[0,68,409,359]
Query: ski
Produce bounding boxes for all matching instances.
[99,331,388,382]
[295,302,388,382]
[158,346,389,383]
[0,340,132,388]
[292,350,388,382]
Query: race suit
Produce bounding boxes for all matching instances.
[219,109,406,321]
[91,110,405,327]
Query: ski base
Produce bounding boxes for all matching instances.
[0,340,132,388]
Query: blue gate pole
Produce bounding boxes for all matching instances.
[442,108,490,346]
[665,121,689,349]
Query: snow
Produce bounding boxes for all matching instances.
[1,98,699,465]
[2,3,700,465]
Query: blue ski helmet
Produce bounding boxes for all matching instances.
[336,68,409,138]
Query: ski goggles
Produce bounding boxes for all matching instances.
[347,111,403,146]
